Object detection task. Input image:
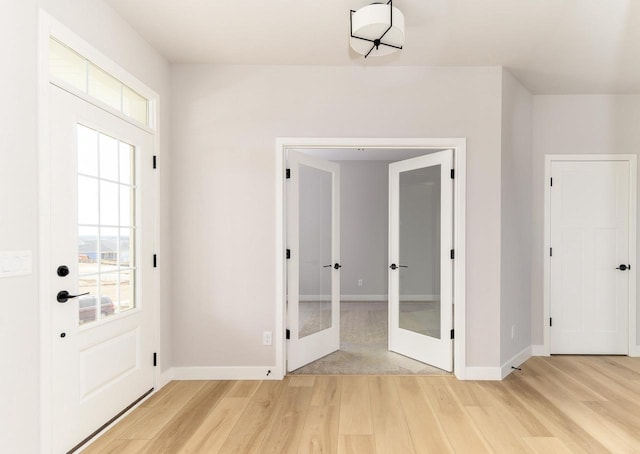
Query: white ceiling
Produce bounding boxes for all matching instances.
[105,0,640,94]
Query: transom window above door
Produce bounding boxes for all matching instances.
[49,37,150,127]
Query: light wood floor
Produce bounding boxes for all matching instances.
[84,356,640,453]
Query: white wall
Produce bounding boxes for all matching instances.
[171,64,503,368]
[532,95,640,347]
[0,2,40,452]
[339,161,389,299]
[0,1,171,451]
[500,69,533,364]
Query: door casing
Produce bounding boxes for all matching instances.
[542,154,638,357]
[275,138,467,379]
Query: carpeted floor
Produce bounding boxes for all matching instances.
[291,301,449,375]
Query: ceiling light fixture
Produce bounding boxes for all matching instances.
[350,1,405,58]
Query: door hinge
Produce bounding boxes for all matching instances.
[549,317,553,327]
[550,247,553,257]
[153,155,157,169]
[286,168,291,179]
[153,254,157,268]
[286,329,290,340]
[286,249,291,259]
[450,169,455,179]
[450,249,455,260]
[450,329,455,339]
[153,352,157,367]
[550,177,553,187]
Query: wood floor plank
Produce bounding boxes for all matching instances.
[338,376,373,435]
[225,380,261,398]
[368,376,415,454]
[177,397,249,453]
[83,381,208,452]
[476,380,552,437]
[141,380,234,452]
[394,376,453,453]
[258,382,314,454]
[464,405,530,453]
[310,376,341,407]
[87,438,151,454]
[502,374,608,453]
[297,404,340,454]
[521,436,574,454]
[218,380,287,453]
[337,435,376,454]
[420,378,491,454]
[82,357,640,454]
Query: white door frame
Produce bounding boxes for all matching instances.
[275,138,467,379]
[37,11,162,451]
[542,154,638,357]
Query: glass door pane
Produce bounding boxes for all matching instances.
[298,164,333,338]
[398,165,441,339]
[77,125,137,326]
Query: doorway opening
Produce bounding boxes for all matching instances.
[275,138,467,379]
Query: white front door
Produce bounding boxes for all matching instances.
[287,151,340,371]
[550,160,630,354]
[388,150,454,371]
[49,85,155,452]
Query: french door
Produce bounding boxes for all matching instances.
[286,151,341,371]
[49,85,155,452]
[388,150,454,371]
[550,159,631,354]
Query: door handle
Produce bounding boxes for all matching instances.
[57,290,90,303]
[323,263,342,270]
[616,264,631,271]
[389,264,408,270]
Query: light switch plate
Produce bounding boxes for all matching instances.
[0,251,32,278]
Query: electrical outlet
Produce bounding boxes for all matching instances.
[511,325,515,340]
[358,279,363,287]
[263,331,272,346]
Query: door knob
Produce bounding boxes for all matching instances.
[323,263,342,269]
[616,264,631,271]
[57,290,90,303]
[389,264,408,270]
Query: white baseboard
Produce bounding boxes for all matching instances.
[629,345,640,357]
[340,295,387,301]
[158,368,175,387]
[463,366,502,380]
[500,346,532,379]
[171,366,281,380]
[300,294,440,302]
[531,344,549,356]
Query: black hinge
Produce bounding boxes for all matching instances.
[550,248,553,257]
[286,329,290,340]
[153,155,157,169]
[286,168,291,179]
[550,177,553,187]
[549,317,553,327]
[153,254,157,268]
[153,352,157,367]
[450,249,455,260]
[450,169,455,179]
[450,329,455,339]
[286,249,291,259]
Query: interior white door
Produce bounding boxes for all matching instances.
[550,160,630,354]
[388,150,453,371]
[49,85,155,452]
[287,151,340,371]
